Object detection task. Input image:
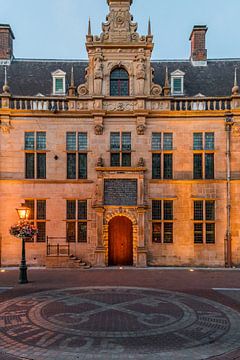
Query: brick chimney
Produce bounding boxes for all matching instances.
[189,25,208,65]
[0,24,15,60]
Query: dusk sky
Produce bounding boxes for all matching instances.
[0,0,239,60]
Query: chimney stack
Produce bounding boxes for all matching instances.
[190,25,208,66]
[0,24,15,60]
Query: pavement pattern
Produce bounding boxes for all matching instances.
[0,285,240,360]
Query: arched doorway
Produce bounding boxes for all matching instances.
[108,216,133,266]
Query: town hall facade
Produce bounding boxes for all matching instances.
[1,0,240,268]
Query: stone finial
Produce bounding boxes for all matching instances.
[148,18,152,36]
[163,67,171,96]
[232,68,239,95]
[68,67,76,96]
[2,66,10,94]
[88,18,92,36]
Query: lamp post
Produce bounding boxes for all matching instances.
[16,203,31,284]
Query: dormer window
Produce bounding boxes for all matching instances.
[110,68,129,96]
[52,69,66,95]
[171,70,185,95]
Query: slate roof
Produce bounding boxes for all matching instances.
[0,58,239,97]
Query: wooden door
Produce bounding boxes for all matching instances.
[108,216,133,266]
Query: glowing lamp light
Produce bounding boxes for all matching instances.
[16,203,31,221]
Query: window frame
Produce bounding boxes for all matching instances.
[193,200,216,244]
[151,132,173,180]
[66,132,88,179]
[24,132,47,179]
[193,132,215,180]
[152,199,174,244]
[24,199,47,242]
[110,68,129,96]
[66,200,88,243]
[110,132,132,167]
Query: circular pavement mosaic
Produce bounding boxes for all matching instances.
[0,287,240,359]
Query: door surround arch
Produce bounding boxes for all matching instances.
[103,208,138,266]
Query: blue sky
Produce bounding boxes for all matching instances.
[0,0,239,60]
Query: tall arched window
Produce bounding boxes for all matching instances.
[110,68,129,96]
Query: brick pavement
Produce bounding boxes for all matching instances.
[0,268,240,360]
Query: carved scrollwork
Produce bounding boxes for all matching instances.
[95,124,104,135]
[103,101,136,112]
[0,120,13,134]
[77,84,88,96]
[136,124,146,135]
[137,157,145,167]
[151,84,162,96]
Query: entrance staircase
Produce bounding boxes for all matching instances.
[46,236,91,269]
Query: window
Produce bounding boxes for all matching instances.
[194,200,215,244]
[152,133,173,179]
[152,200,173,243]
[193,133,214,179]
[66,200,87,243]
[66,132,88,179]
[171,70,185,95]
[24,199,47,242]
[25,132,46,179]
[52,69,66,95]
[110,68,129,96]
[110,132,131,167]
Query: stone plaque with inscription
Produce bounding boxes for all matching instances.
[104,179,137,206]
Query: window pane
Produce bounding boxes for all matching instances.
[66,222,76,242]
[205,154,214,179]
[25,132,34,150]
[193,133,203,150]
[122,132,131,151]
[111,153,120,166]
[110,133,120,151]
[193,154,203,179]
[55,78,64,92]
[152,223,161,243]
[78,154,87,179]
[206,201,215,220]
[173,78,182,93]
[152,200,161,220]
[67,200,76,220]
[66,132,76,151]
[194,223,203,244]
[111,68,129,80]
[37,222,46,242]
[163,154,173,179]
[67,153,76,179]
[205,133,214,150]
[25,200,34,220]
[25,153,35,179]
[152,154,161,179]
[78,133,87,151]
[36,132,46,150]
[110,69,129,96]
[164,201,173,220]
[164,223,173,243]
[119,80,129,96]
[37,153,46,179]
[78,222,87,243]
[152,133,161,150]
[206,223,215,244]
[194,201,203,220]
[78,201,87,220]
[37,200,46,220]
[110,80,119,96]
[163,133,173,150]
[122,153,131,167]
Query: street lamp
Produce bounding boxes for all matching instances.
[16,203,31,284]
